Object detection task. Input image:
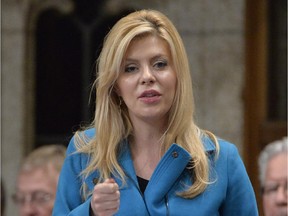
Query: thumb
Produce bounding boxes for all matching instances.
[104,178,119,192]
[104,178,116,184]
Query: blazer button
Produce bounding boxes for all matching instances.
[93,178,99,185]
[172,151,178,158]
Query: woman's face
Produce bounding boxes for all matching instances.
[116,35,177,124]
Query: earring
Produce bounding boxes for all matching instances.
[118,97,123,113]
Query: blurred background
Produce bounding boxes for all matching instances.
[2,0,287,215]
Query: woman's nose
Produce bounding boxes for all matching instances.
[140,66,156,84]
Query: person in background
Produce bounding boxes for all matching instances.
[12,144,66,216]
[53,9,258,215]
[258,137,288,216]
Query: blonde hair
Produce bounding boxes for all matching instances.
[75,9,219,199]
[20,144,66,173]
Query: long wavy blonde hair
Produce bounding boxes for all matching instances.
[75,9,219,199]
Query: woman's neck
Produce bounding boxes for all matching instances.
[129,122,166,180]
[127,114,170,179]
[130,121,166,150]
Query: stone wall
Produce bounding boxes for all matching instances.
[2,0,245,215]
[2,2,27,216]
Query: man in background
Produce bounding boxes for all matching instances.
[258,137,287,216]
[12,144,66,216]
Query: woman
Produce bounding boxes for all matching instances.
[53,10,258,216]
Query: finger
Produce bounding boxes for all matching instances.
[94,179,119,194]
[104,178,115,183]
[94,199,120,212]
[104,178,119,192]
[94,183,118,194]
[93,190,120,202]
[91,194,120,216]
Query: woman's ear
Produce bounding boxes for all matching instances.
[114,85,121,96]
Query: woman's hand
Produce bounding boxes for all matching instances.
[90,178,120,216]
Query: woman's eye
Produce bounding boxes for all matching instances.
[124,65,137,73]
[154,60,168,69]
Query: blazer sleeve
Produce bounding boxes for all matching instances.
[52,136,91,216]
[220,143,259,216]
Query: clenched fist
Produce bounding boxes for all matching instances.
[90,178,120,216]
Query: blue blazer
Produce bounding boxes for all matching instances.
[53,129,258,215]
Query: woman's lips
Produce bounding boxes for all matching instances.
[138,90,161,103]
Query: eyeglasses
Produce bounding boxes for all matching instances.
[12,191,54,206]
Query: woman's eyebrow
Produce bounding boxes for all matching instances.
[151,54,168,61]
